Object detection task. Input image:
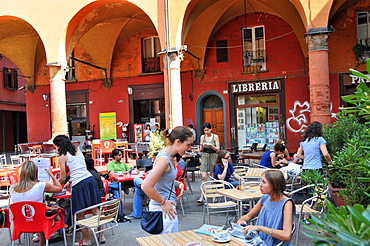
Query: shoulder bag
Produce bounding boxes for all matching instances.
[141,182,174,234]
[0,208,7,227]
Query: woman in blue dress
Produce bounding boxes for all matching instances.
[213,149,242,188]
[237,170,294,246]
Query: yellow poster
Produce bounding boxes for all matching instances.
[99,112,117,140]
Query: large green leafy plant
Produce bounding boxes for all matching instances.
[322,59,370,206]
[343,59,370,124]
[303,200,370,246]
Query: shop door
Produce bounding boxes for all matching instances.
[202,108,224,146]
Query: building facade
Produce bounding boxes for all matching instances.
[0,0,369,152]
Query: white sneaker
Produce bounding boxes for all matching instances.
[100,235,106,244]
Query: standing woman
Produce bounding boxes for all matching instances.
[141,126,193,234]
[144,124,152,142]
[296,121,332,173]
[197,122,220,203]
[53,135,101,246]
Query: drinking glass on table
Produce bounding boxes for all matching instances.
[239,179,245,191]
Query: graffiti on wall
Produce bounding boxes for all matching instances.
[286,101,337,133]
[286,101,311,133]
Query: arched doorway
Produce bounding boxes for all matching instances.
[202,95,224,146]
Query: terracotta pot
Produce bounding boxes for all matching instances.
[329,183,346,207]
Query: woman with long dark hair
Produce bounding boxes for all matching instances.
[53,135,101,246]
[141,126,193,234]
[296,121,332,172]
[213,149,242,188]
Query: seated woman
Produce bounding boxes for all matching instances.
[213,149,242,188]
[237,169,295,246]
[277,140,290,158]
[10,161,63,246]
[259,143,288,168]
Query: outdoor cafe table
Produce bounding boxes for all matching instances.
[111,171,147,205]
[215,186,263,218]
[245,168,267,180]
[136,229,251,246]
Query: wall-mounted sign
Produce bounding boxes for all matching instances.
[231,80,281,94]
[341,72,370,86]
[99,112,117,140]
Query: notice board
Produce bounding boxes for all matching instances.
[99,112,117,140]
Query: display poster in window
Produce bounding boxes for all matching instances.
[32,158,51,182]
[99,112,117,140]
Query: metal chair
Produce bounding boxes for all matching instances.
[186,155,201,182]
[200,180,239,225]
[17,143,37,162]
[0,154,7,167]
[9,155,21,165]
[289,184,329,246]
[233,166,248,179]
[136,158,153,172]
[72,199,123,246]
[229,147,249,166]
[41,143,57,158]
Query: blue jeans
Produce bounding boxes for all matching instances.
[109,182,124,218]
[130,177,146,218]
[228,180,240,189]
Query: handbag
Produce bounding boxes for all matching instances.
[0,209,6,226]
[141,182,174,234]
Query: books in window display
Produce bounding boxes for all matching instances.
[195,224,224,236]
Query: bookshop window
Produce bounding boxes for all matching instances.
[236,94,280,150]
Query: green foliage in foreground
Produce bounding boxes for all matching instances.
[303,200,370,246]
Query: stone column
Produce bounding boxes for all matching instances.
[163,49,184,128]
[305,28,333,124]
[49,66,68,138]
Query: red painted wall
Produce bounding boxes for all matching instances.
[0,56,26,111]
[191,13,308,151]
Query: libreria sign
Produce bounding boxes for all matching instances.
[232,80,281,93]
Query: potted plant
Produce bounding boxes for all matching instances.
[322,59,370,206]
[147,132,166,159]
[353,43,370,65]
[303,200,370,245]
